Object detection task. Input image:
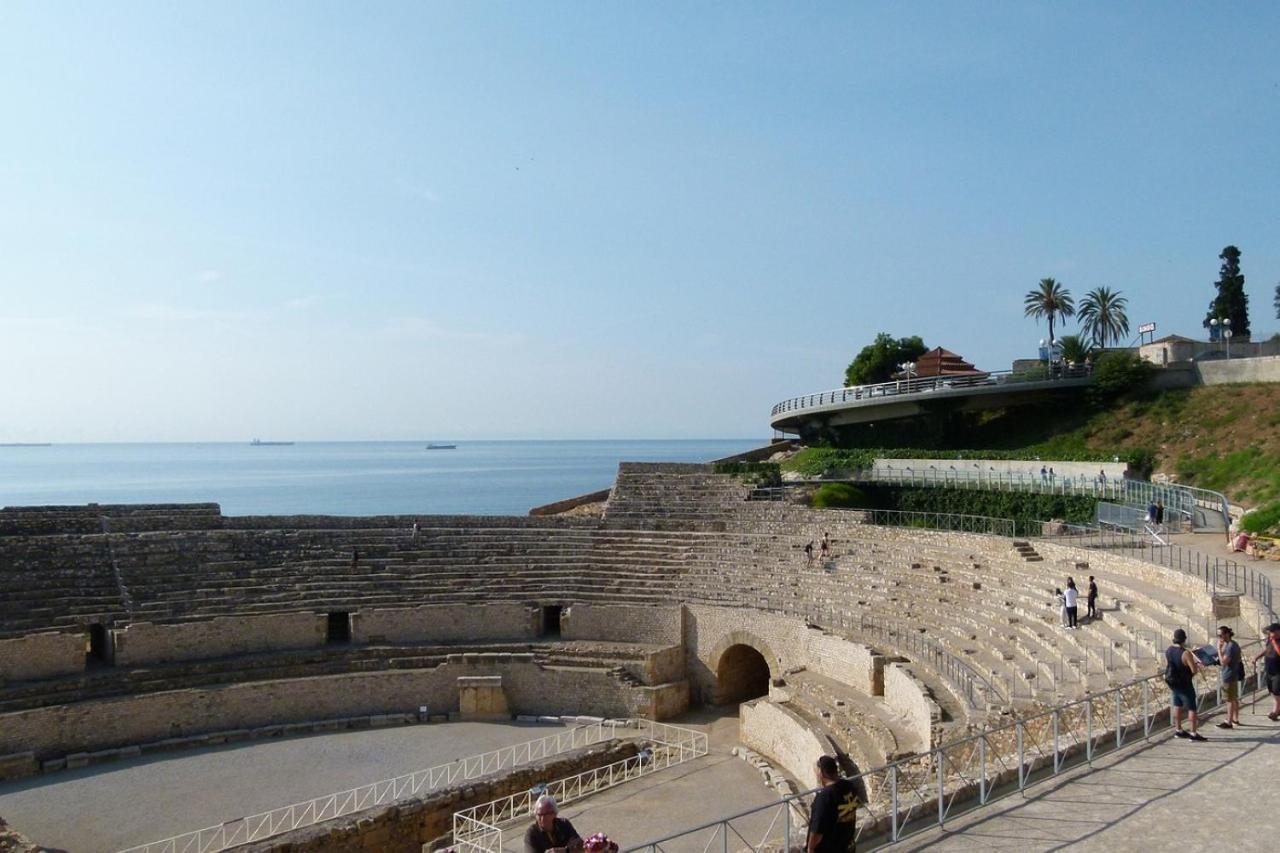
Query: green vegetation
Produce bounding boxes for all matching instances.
[1241,502,1280,535]
[1078,287,1130,348]
[811,483,866,508]
[780,445,1148,479]
[712,461,781,487]
[854,486,1097,534]
[1204,245,1250,338]
[1087,351,1155,405]
[1058,335,1093,366]
[844,333,927,387]
[1023,278,1074,343]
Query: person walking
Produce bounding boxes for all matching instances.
[807,755,858,853]
[1155,500,1165,527]
[1166,628,1208,740]
[804,541,814,566]
[1216,626,1244,729]
[1252,622,1280,722]
[1063,579,1079,629]
[820,532,830,561]
[1086,576,1098,620]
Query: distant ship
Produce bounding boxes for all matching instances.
[426,443,457,450]
[251,439,294,446]
[0,442,52,447]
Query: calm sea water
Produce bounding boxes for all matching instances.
[0,440,763,516]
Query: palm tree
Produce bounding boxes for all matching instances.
[1023,278,1075,344]
[1057,335,1093,366]
[1078,287,1130,348]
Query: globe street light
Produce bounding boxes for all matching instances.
[1209,317,1232,358]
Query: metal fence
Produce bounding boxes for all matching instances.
[1034,523,1275,625]
[626,642,1268,853]
[770,366,1093,419]
[453,721,708,853]
[118,721,625,853]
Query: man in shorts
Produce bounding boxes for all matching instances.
[1166,628,1208,741]
[1215,625,1244,729]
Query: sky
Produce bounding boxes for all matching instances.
[2,3,1278,442]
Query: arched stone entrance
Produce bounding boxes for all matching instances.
[715,643,771,704]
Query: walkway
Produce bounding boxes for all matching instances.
[899,703,1280,851]
[0,720,570,853]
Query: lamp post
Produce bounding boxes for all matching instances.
[900,361,916,393]
[1209,317,1233,359]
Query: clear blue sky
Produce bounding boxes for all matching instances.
[2,3,1277,442]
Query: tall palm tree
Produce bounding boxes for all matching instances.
[1058,335,1093,365]
[1078,287,1130,348]
[1023,278,1075,344]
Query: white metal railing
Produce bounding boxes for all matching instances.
[627,643,1267,853]
[452,720,708,853]
[770,366,1093,420]
[118,721,623,853]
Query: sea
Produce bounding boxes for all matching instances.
[0,440,764,517]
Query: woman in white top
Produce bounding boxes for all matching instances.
[1055,588,1068,626]
[1063,579,1080,629]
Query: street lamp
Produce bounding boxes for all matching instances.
[1209,317,1233,359]
[899,361,916,393]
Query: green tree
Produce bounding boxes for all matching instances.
[1204,245,1250,339]
[1023,278,1075,343]
[1078,287,1130,348]
[1273,280,1279,320]
[1057,335,1093,365]
[844,333,927,387]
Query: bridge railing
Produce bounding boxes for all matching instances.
[770,366,1092,419]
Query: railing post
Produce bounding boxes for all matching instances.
[1016,722,1025,791]
[1115,690,1123,748]
[937,751,946,827]
[890,764,899,840]
[978,735,987,804]
[1052,710,1060,773]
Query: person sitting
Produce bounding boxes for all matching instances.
[524,795,582,853]
[1232,532,1251,554]
[584,833,619,853]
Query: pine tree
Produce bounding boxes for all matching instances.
[1203,245,1250,339]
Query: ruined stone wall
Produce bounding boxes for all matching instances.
[805,633,882,696]
[739,699,826,789]
[113,614,327,666]
[561,604,683,645]
[0,632,84,683]
[883,663,942,748]
[353,604,539,644]
[0,658,657,762]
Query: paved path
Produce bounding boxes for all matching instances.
[502,711,783,853]
[0,720,570,853]
[898,703,1280,852]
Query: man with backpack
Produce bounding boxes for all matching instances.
[1166,628,1208,741]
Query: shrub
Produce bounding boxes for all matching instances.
[1089,351,1154,403]
[811,483,866,508]
[1240,501,1280,535]
[712,461,781,487]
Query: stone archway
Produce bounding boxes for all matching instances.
[714,643,771,705]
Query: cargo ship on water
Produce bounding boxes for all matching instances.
[250,439,294,446]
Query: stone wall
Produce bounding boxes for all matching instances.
[0,632,84,683]
[113,614,327,666]
[528,489,612,516]
[739,699,826,789]
[244,741,640,853]
[805,633,882,696]
[562,605,683,645]
[883,663,942,747]
[1197,355,1280,386]
[354,604,539,644]
[0,659,660,765]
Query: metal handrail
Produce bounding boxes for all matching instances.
[452,721,708,853]
[770,366,1093,419]
[627,641,1268,852]
[118,721,624,853]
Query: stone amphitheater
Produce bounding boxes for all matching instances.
[0,461,1272,852]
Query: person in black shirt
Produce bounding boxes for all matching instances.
[808,755,858,853]
[1252,622,1280,722]
[524,795,582,853]
[1086,576,1098,620]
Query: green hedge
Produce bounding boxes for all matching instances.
[855,485,1097,534]
[811,483,866,509]
[1240,501,1280,535]
[782,446,1152,478]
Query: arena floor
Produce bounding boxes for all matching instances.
[0,719,577,853]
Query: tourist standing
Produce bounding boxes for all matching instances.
[1055,588,1068,627]
[807,755,858,853]
[1040,465,1047,483]
[820,532,830,560]
[1064,579,1079,629]
[1216,626,1244,729]
[1155,500,1165,527]
[804,541,814,566]
[1252,622,1280,722]
[1086,576,1098,620]
[1146,501,1158,525]
[1166,628,1208,741]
